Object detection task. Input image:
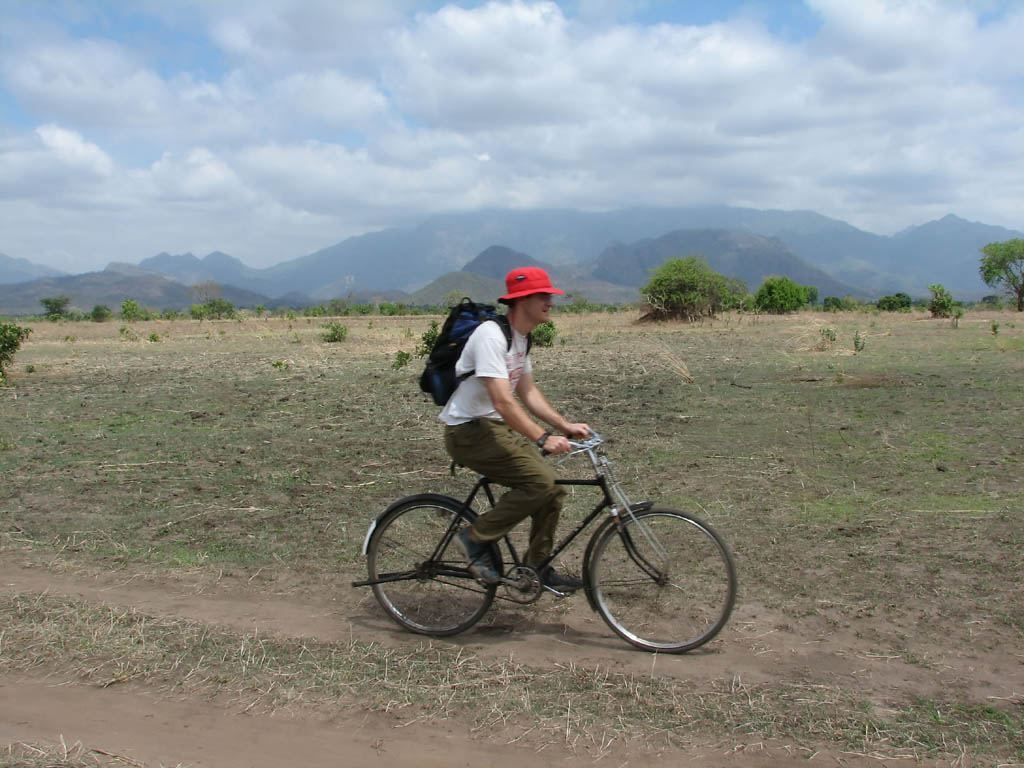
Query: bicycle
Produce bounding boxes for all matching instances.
[352,431,737,653]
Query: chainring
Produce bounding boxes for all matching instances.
[502,565,542,604]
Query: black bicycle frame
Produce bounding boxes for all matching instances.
[461,475,612,573]
[353,470,661,590]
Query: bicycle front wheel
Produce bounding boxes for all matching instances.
[587,508,736,653]
[366,495,499,636]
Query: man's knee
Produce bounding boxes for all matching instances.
[519,475,564,507]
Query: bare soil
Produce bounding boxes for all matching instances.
[3,552,1020,768]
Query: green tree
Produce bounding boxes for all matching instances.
[90,304,113,322]
[202,298,235,319]
[754,276,809,314]
[927,284,957,318]
[640,256,740,321]
[40,295,71,319]
[979,238,1024,312]
[0,323,32,381]
[120,299,147,321]
[877,292,912,311]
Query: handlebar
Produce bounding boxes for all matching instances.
[567,429,603,452]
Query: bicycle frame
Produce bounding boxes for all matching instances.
[355,433,665,593]
[458,434,664,591]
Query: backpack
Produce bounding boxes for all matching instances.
[419,297,532,406]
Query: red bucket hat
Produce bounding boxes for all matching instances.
[499,266,564,303]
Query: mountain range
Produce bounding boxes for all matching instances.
[2,206,1020,315]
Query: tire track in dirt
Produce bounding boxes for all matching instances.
[2,558,1017,767]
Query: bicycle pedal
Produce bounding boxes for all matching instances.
[541,584,575,598]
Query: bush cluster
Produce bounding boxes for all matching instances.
[877,292,912,311]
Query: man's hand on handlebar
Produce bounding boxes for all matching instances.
[540,423,591,455]
[564,422,591,439]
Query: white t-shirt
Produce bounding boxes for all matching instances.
[439,320,532,426]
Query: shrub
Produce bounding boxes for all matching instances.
[320,321,349,343]
[877,292,912,311]
[640,257,742,321]
[90,304,114,322]
[392,350,412,369]
[202,298,235,320]
[0,323,32,381]
[532,320,557,347]
[416,320,440,358]
[754,276,810,314]
[823,296,843,312]
[120,299,148,321]
[928,284,957,318]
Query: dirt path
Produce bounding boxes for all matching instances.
[2,558,1018,767]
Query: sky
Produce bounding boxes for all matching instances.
[1,0,1022,273]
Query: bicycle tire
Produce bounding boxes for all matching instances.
[366,494,501,636]
[586,507,736,653]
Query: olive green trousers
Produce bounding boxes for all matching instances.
[444,418,566,568]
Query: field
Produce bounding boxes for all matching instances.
[2,309,1022,768]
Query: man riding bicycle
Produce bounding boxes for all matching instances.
[441,267,590,592]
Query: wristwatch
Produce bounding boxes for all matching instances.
[535,432,550,448]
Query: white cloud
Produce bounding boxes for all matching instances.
[1,0,1022,271]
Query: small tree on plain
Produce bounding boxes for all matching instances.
[979,238,1024,312]
[40,295,71,319]
[754,276,810,314]
[640,256,742,321]
[90,304,113,322]
[121,299,147,321]
[928,284,957,318]
[192,280,223,304]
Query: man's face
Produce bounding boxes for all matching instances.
[519,292,553,325]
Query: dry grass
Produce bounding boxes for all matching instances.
[2,740,161,768]
[2,308,1024,763]
[2,590,1022,763]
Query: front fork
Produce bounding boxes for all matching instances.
[581,501,655,612]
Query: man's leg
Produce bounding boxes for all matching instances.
[445,419,565,567]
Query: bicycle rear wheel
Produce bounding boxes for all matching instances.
[366,495,500,636]
[587,508,736,653]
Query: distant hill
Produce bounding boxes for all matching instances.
[0,252,65,285]
[592,229,861,298]
[242,207,1020,300]
[5,206,1020,313]
[461,245,547,280]
[405,272,506,306]
[135,251,281,295]
[885,215,1021,296]
[0,268,277,316]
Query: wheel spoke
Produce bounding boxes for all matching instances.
[588,509,736,653]
[367,498,498,636]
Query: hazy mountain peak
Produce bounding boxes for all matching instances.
[462,245,544,280]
